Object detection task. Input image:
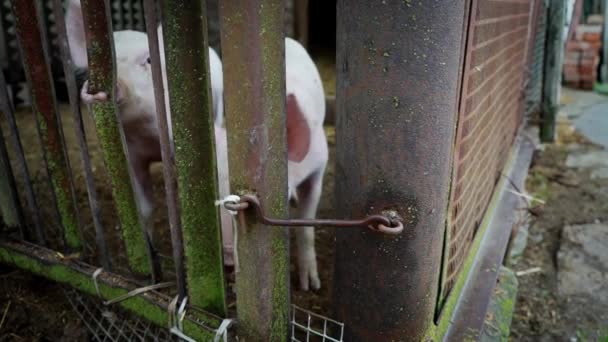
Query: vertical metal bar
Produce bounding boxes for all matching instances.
[10,0,83,251]
[52,0,112,271]
[601,0,608,82]
[541,0,566,142]
[219,1,290,340]
[79,0,152,278]
[160,0,226,314]
[143,0,186,300]
[332,1,465,340]
[0,70,44,244]
[0,122,23,232]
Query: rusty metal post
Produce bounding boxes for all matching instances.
[160,0,226,315]
[219,1,290,340]
[0,123,23,231]
[52,0,112,271]
[332,1,466,340]
[0,70,44,244]
[79,0,154,278]
[10,0,83,251]
[143,0,186,301]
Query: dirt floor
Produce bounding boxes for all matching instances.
[509,91,608,341]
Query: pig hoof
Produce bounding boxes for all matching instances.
[299,264,321,291]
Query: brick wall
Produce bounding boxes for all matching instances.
[563,22,603,90]
[440,0,534,304]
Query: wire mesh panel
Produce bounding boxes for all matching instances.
[525,1,547,118]
[441,0,535,307]
[63,287,175,342]
[291,305,344,342]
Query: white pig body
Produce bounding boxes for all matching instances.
[66,0,326,290]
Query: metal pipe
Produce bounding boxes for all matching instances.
[79,0,154,279]
[52,0,112,271]
[142,0,186,301]
[332,1,466,340]
[219,0,290,339]
[10,0,83,251]
[160,0,226,315]
[0,70,45,245]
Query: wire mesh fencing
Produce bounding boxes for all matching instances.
[63,287,175,341]
[291,305,344,342]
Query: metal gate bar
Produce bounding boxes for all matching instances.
[52,0,112,271]
[10,0,82,251]
[219,0,290,339]
[79,0,155,279]
[159,0,226,315]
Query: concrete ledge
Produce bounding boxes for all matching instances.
[442,126,536,341]
[480,266,518,342]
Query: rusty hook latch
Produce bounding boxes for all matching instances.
[222,194,404,235]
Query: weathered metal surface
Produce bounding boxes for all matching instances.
[541,0,566,142]
[0,123,23,231]
[332,1,466,340]
[160,0,226,315]
[0,239,223,341]
[443,131,534,341]
[219,0,290,340]
[143,0,186,301]
[79,0,153,278]
[0,70,44,244]
[223,194,403,234]
[52,0,111,271]
[10,0,82,251]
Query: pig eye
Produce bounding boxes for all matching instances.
[146,57,151,64]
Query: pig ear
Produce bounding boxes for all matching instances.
[286,94,311,163]
[65,0,88,69]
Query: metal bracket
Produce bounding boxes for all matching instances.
[222,194,404,235]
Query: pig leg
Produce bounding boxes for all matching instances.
[294,168,324,291]
[129,154,154,221]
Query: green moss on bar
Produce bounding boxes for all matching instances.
[11,0,81,250]
[161,0,226,315]
[80,0,151,276]
[91,101,150,275]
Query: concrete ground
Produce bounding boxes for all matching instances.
[509,87,608,341]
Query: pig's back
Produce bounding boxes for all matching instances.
[285,38,325,127]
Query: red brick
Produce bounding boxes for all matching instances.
[583,32,601,43]
[581,48,599,59]
[580,56,600,67]
[566,40,591,51]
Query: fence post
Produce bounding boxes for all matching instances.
[541,0,567,142]
[219,1,290,340]
[332,1,466,340]
[79,0,154,278]
[10,0,82,251]
[160,0,227,315]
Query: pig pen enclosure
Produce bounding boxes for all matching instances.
[0,0,547,341]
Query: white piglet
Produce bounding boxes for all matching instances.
[66,0,327,291]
